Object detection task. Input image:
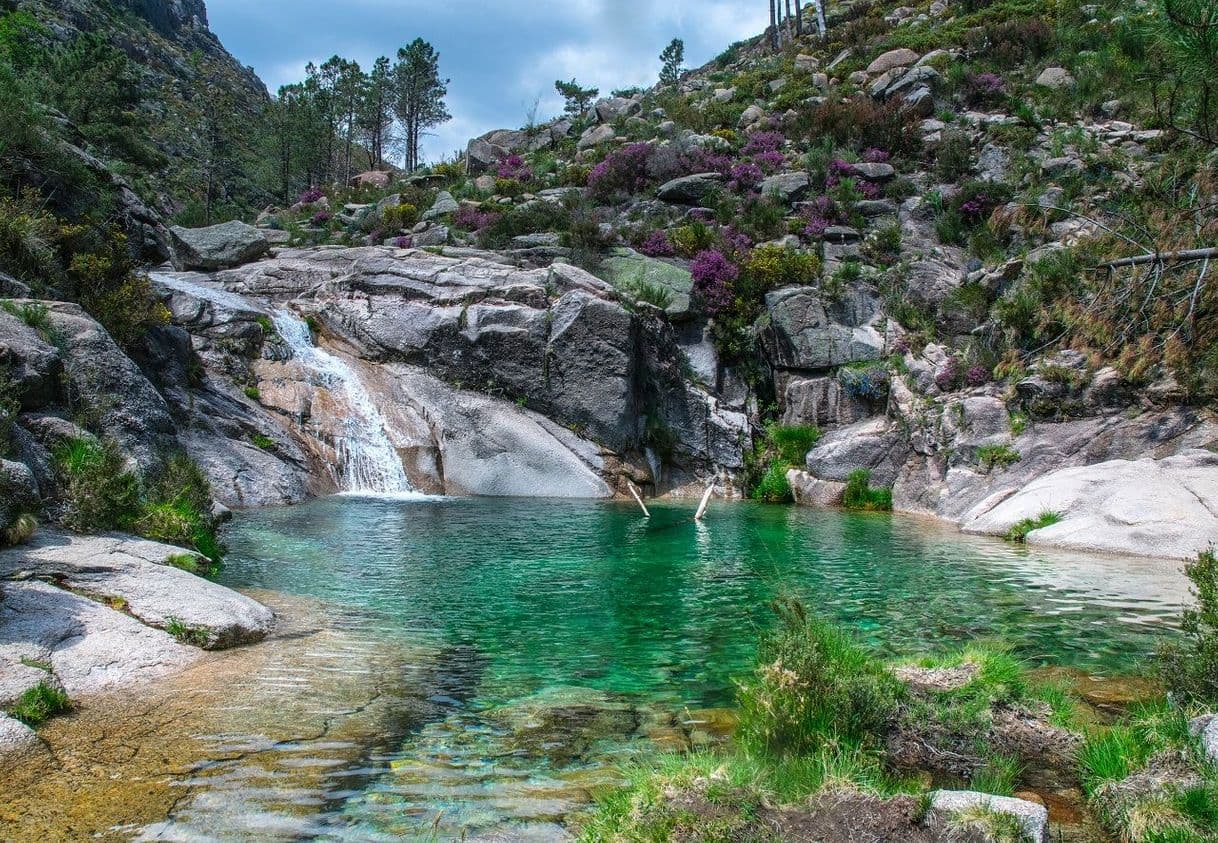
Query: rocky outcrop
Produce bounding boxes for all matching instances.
[959,450,1218,559]
[926,791,1049,843]
[149,246,746,498]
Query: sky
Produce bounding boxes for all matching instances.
[204,0,769,165]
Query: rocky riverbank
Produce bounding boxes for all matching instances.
[0,532,272,757]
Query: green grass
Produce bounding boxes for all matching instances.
[250,433,274,450]
[842,469,893,512]
[971,753,1023,797]
[164,552,219,577]
[946,805,1031,843]
[6,681,70,727]
[1005,511,1063,543]
[2,512,37,546]
[750,458,793,503]
[164,617,211,648]
[767,424,821,466]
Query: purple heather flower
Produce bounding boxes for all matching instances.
[454,205,500,231]
[394,235,413,248]
[298,188,325,205]
[690,248,739,316]
[639,229,676,257]
[496,154,534,182]
[587,142,655,199]
[861,148,891,164]
[966,365,990,387]
[858,180,883,200]
[753,149,786,174]
[742,131,785,155]
[730,161,764,191]
[311,211,331,225]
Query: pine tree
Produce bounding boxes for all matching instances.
[555,79,599,116]
[659,38,685,86]
[359,57,395,170]
[393,39,450,172]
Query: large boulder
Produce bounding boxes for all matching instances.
[805,417,910,487]
[0,459,39,529]
[1190,714,1218,765]
[656,173,726,204]
[959,449,1218,559]
[594,96,642,124]
[0,307,62,409]
[597,248,694,318]
[169,221,269,271]
[759,171,811,203]
[867,47,920,75]
[760,285,889,371]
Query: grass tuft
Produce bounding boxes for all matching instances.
[1005,510,1063,543]
[6,681,70,727]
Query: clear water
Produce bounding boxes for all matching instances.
[200,495,1187,840]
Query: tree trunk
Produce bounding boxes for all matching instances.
[795,0,803,35]
[786,0,794,40]
[769,0,778,50]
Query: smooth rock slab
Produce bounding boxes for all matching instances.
[0,533,274,649]
[0,579,197,705]
[959,449,1218,560]
[597,248,693,318]
[927,790,1049,843]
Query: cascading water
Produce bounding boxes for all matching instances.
[271,310,414,494]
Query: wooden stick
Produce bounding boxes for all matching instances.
[694,482,716,521]
[628,482,651,518]
[1097,246,1218,269]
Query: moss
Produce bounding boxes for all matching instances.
[164,616,211,648]
[6,681,70,727]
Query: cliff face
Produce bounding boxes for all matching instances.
[13,0,268,212]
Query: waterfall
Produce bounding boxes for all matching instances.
[271,310,414,495]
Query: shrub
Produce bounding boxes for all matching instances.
[621,278,674,310]
[1005,510,1062,542]
[2,512,37,547]
[741,246,820,292]
[637,229,675,257]
[669,221,716,258]
[737,598,904,755]
[587,142,654,200]
[799,97,923,159]
[6,681,70,727]
[751,458,794,503]
[768,424,821,466]
[495,154,533,182]
[381,203,419,231]
[977,444,1022,471]
[843,469,893,512]
[55,438,141,533]
[1157,549,1218,706]
[935,129,974,181]
[690,249,738,315]
[838,362,891,402]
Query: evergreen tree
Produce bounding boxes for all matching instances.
[555,78,598,116]
[359,56,395,169]
[392,39,450,172]
[659,38,685,86]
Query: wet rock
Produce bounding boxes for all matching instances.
[169,221,269,271]
[927,791,1049,843]
[486,686,639,765]
[788,470,846,507]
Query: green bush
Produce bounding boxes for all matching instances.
[6,681,70,727]
[1157,549,1218,706]
[55,438,142,532]
[977,444,1022,471]
[381,202,419,231]
[843,469,893,512]
[768,424,821,466]
[737,599,904,755]
[751,458,793,503]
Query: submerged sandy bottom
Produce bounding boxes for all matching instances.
[0,590,447,841]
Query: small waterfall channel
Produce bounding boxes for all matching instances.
[272,310,414,494]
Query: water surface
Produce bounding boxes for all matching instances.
[196,496,1186,839]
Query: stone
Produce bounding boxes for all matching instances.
[759,171,811,202]
[0,459,39,528]
[411,225,449,247]
[1190,715,1218,765]
[349,170,391,189]
[656,173,726,205]
[0,532,275,649]
[977,144,1011,181]
[712,87,735,103]
[795,53,819,72]
[0,307,62,408]
[806,417,910,487]
[927,791,1049,843]
[169,221,269,271]
[788,470,846,507]
[422,191,458,221]
[511,232,562,249]
[761,285,887,371]
[474,174,497,192]
[465,136,509,174]
[886,66,940,100]
[1036,66,1076,89]
[901,86,936,117]
[851,162,896,181]
[866,47,919,75]
[577,123,616,150]
[0,713,40,761]
[594,96,641,123]
[782,376,868,428]
[597,248,694,318]
[959,449,1218,559]
[737,104,766,129]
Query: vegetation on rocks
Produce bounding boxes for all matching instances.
[6,680,70,727]
[843,469,893,512]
